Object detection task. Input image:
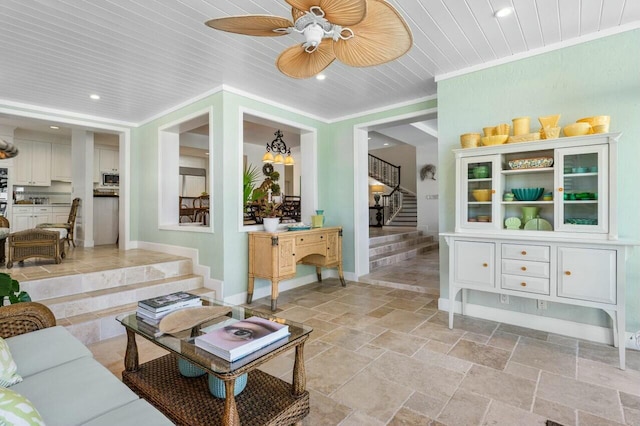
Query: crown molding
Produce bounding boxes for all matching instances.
[326,94,437,124]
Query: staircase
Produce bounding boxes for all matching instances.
[368,229,438,271]
[386,189,417,226]
[21,258,214,345]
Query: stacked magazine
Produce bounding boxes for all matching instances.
[195,316,290,361]
[136,291,202,336]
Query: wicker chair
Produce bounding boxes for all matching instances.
[6,228,66,268]
[0,216,9,265]
[0,302,56,339]
[36,197,80,247]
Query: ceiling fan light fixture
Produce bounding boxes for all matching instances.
[494,7,514,18]
[262,151,275,163]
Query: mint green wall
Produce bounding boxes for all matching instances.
[438,30,640,331]
[131,91,328,297]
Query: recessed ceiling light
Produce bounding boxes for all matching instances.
[383,143,390,146]
[49,125,59,130]
[316,74,326,81]
[90,94,100,100]
[368,137,372,140]
[494,7,513,18]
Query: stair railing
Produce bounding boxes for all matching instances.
[368,154,402,224]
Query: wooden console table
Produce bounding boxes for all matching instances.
[248,226,346,310]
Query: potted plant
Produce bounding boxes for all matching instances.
[0,273,31,306]
[260,200,281,232]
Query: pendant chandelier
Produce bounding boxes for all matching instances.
[0,139,18,159]
[262,130,294,166]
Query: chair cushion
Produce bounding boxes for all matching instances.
[11,357,139,426]
[0,337,22,387]
[40,228,68,239]
[5,326,92,378]
[0,387,44,426]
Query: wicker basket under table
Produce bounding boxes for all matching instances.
[122,354,309,426]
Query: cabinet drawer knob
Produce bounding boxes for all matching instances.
[300,238,304,241]
[491,189,496,194]
[521,266,527,271]
[521,251,527,256]
[521,282,527,287]
[320,236,324,239]
[482,263,488,267]
[558,187,564,192]
[565,271,571,276]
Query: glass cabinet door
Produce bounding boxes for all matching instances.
[460,155,498,230]
[555,145,608,234]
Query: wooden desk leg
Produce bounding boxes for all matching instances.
[292,342,306,397]
[247,275,255,304]
[316,266,322,283]
[338,262,346,287]
[223,378,240,426]
[270,279,280,311]
[124,329,139,372]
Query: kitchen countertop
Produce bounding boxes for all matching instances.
[13,203,71,207]
[94,193,119,197]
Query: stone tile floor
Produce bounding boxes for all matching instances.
[89,278,640,426]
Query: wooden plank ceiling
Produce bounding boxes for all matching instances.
[0,0,638,124]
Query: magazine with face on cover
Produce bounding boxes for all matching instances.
[195,316,290,361]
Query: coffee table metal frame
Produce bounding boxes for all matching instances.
[117,301,312,426]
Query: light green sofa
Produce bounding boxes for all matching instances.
[0,302,172,426]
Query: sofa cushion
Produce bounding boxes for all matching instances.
[81,399,173,426]
[6,326,92,378]
[0,387,45,426]
[11,357,139,426]
[0,336,22,387]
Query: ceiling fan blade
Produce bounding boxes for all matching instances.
[292,7,305,22]
[286,0,366,26]
[333,0,412,67]
[205,15,293,37]
[276,39,336,79]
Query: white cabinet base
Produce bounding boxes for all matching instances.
[443,233,634,370]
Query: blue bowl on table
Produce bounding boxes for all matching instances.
[512,188,544,201]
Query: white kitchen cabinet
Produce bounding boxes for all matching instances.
[14,140,51,186]
[98,147,119,173]
[51,144,72,182]
[443,132,637,369]
[12,206,52,232]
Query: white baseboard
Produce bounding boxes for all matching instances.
[133,240,222,299]
[438,297,617,345]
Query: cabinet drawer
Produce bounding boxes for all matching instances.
[501,259,550,278]
[296,233,326,245]
[296,242,326,260]
[501,274,550,295]
[502,244,550,262]
[33,206,52,213]
[13,206,33,214]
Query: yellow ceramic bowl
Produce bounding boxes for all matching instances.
[563,122,591,137]
[592,124,610,133]
[577,115,610,126]
[460,133,481,149]
[539,114,561,129]
[481,135,509,146]
[472,189,492,202]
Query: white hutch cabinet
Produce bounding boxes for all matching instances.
[442,132,637,369]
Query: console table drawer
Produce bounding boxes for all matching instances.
[296,242,326,259]
[502,244,550,262]
[296,233,326,245]
[502,259,550,278]
[501,274,550,295]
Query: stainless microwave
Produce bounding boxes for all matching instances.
[102,172,119,187]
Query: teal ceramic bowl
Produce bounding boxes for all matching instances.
[512,188,544,201]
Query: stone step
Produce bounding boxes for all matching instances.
[22,258,193,300]
[370,235,434,257]
[369,241,439,271]
[61,287,216,346]
[369,230,423,245]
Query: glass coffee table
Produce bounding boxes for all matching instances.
[117,298,312,426]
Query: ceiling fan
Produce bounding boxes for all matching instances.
[205,0,413,79]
